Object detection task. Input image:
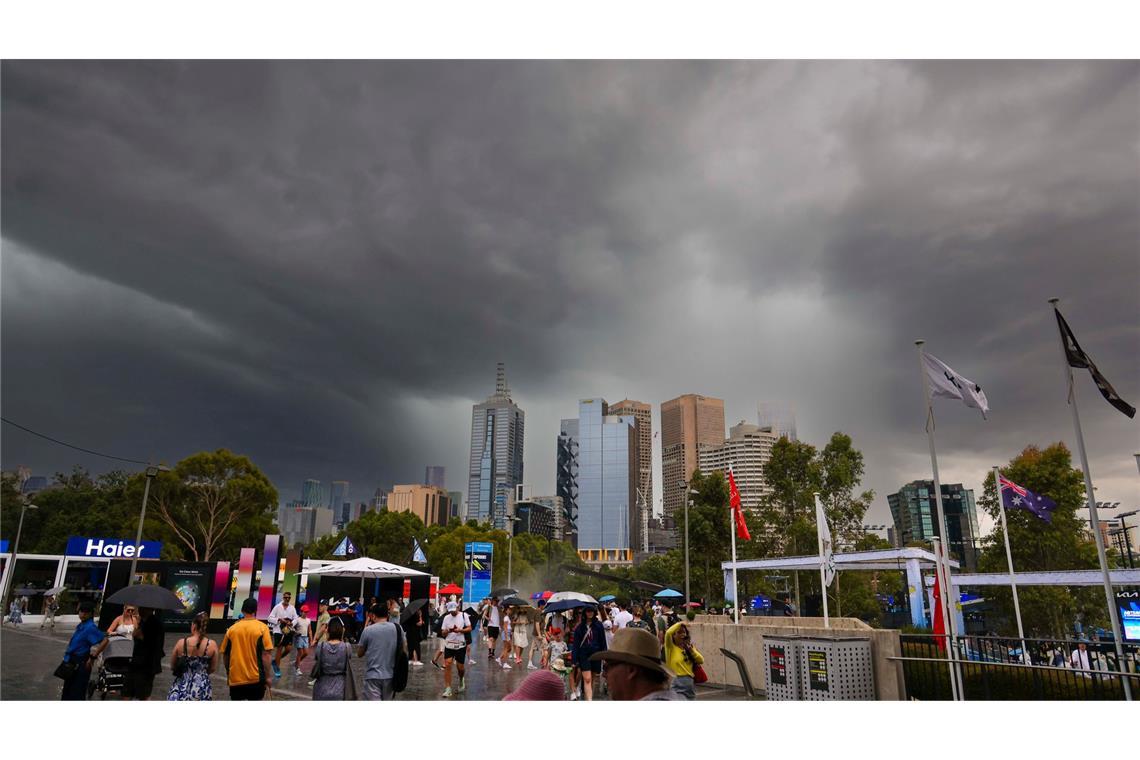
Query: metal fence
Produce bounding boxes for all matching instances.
[898,634,1140,700]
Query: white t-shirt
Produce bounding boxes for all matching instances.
[487,605,501,627]
[293,617,310,637]
[267,603,297,634]
[441,612,470,649]
[612,610,634,629]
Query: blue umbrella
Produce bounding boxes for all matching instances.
[654,589,683,599]
[598,594,616,602]
[543,599,597,614]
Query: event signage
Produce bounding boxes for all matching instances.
[768,645,787,686]
[463,541,493,603]
[1117,590,1139,642]
[807,649,829,691]
[66,536,163,559]
[164,565,212,632]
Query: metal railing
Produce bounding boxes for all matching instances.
[898,634,1140,700]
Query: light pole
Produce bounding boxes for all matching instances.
[2,502,38,613]
[1111,510,1137,569]
[681,481,699,608]
[506,515,520,588]
[129,465,170,586]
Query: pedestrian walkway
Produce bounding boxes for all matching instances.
[1,626,745,700]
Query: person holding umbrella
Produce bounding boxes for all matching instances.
[401,600,427,666]
[571,605,607,701]
[124,606,165,700]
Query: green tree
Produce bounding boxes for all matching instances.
[977,443,1106,637]
[144,449,278,562]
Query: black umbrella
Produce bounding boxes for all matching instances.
[501,596,531,608]
[400,598,428,625]
[105,584,186,611]
[489,587,518,598]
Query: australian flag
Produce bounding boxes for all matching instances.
[999,475,1057,523]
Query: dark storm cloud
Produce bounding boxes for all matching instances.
[2,61,1137,519]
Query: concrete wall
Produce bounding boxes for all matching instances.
[683,615,906,700]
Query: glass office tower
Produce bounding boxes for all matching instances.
[574,399,639,563]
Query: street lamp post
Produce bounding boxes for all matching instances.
[680,482,699,608]
[506,515,520,588]
[2,502,38,613]
[129,465,170,586]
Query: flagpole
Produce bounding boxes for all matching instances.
[814,492,830,629]
[993,465,1028,663]
[729,464,740,624]
[916,340,964,699]
[1048,298,1132,700]
[931,537,959,701]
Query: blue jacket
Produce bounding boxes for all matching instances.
[571,619,607,663]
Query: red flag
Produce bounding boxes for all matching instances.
[931,570,946,651]
[727,467,750,541]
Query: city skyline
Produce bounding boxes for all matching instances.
[2,61,1137,538]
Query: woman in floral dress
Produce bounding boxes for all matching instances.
[167,612,217,701]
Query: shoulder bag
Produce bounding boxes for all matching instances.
[343,647,358,701]
[53,659,79,680]
[393,622,409,693]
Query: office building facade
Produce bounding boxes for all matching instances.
[513,496,564,541]
[574,398,639,565]
[697,421,778,511]
[661,393,725,519]
[557,418,580,547]
[302,479,323,508]
[888,480,980,571]
[279,502,335,548]
[606,399,653,522]
[467,363,525,530]
[387,484,453,527]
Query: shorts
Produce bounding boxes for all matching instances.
[464,631,472,645]
[487,625,500,640]
[295,636,310,649]
[444,646,467,664]
[123,669,157,700]
[229,682,266,701]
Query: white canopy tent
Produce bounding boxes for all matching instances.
[299,556,428,599]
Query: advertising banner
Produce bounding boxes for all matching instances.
[1118,589,1140,642]
[66,536,163,559]
[463,541,493,603]
[164,564,213,632]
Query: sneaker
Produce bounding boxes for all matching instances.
[570,692,579,701]
[501,662,512,670]
[295,668,304,676]
[307,679,316,687]
[458,677,466,693]
[527,663,538,670]
[272,665,282,678]
[432,660,443,670]
[441,687,454,698]
[412,660,424,667]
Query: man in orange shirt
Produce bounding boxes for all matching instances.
[220,598,275,700]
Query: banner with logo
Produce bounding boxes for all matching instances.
[463,541,493,603]
[163,564,213,632]
[66,536,163,559]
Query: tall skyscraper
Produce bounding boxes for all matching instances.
[606,399,653,523]
[329,481,349,522]
[467,363,525,530]
[888,480,980,571]
[425,466,446,489]
[660,393,725,518]
[448,491,463,522]
[574,398,639,564]
[557,417,580,547]
[302,479,323,508]
[757,401,798,442]
[697,421,778,511]
[387,484,453,527]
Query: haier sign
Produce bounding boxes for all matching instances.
[66,537,163,559]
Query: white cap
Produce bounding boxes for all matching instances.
[446,601,458,611]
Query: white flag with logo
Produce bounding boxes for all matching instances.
[816,497,836,587]
[923,352,989,417]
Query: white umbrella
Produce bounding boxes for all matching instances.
[299,556,428,599]
[546,591,598,605]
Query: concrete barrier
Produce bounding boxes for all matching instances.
[681,615,906,700]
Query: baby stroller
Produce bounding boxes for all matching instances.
[88,636,135,700]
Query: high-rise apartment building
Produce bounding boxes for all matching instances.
[888,480,980,571]
[574,398,639,565]
[467,363,525,530]
[387,484,453,527]
[425,466,446,489]
[448,491,463,523]
[606,399,653,526]
[661,393,725,519]
[697,421,778,511]
[557,418,580,546]
[279,502,335,548]
[757,402,798,442]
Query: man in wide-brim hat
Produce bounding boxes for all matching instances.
[590,627,683,700]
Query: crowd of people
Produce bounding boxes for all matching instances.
[50,589,713,702]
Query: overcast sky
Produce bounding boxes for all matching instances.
[3,61,1137,536]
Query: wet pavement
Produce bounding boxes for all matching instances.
[1,623,745,701]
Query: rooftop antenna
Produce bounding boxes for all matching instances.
[496,362,510,398]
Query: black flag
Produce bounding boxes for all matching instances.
[1055,309,1136,419]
